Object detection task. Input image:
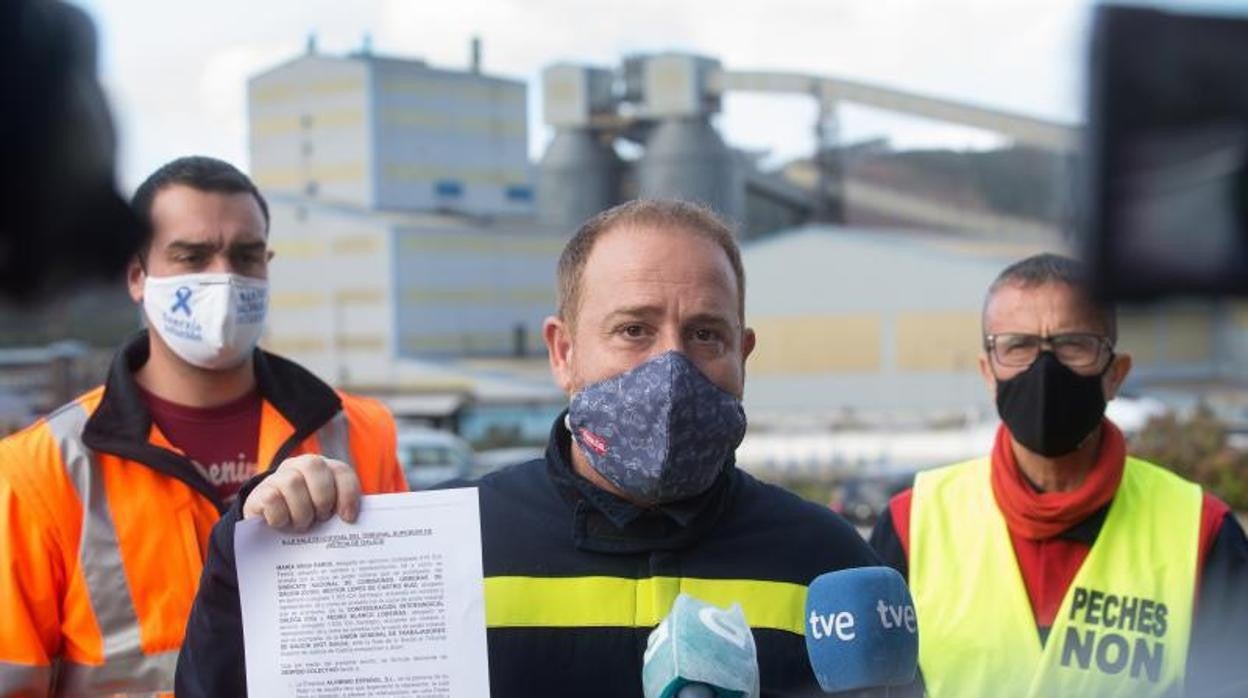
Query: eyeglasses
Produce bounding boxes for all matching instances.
[983,333,1114,369]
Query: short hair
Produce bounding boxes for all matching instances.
[556,199,745,325]
[984,253,1117,343]
[131,156,270,257]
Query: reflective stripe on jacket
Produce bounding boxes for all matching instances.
[173,415,891,697]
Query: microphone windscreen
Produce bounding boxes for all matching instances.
[642,593,760,698]
[804,566,919,693]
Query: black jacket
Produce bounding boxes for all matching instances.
[177,416,889,697]
[89,331,349,512]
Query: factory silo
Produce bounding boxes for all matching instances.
[538,128,620,230]
[537,64,621,230]
[627,53,744,226]
[637,117,743,225]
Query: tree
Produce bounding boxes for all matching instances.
[1132,407,1248,512]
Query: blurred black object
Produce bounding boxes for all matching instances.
[0,0,141,305]
[1084,4,1248,301]
[831,473,913,529]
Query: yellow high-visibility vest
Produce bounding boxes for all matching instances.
[911,456,1201,698]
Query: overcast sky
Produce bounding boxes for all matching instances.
[79,0,1108,192]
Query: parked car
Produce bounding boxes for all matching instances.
[829,472,915,529]
[396,427,475,490]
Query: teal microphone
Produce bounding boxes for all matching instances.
[642,593,760,698]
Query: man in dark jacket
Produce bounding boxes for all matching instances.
[177,200,895,696]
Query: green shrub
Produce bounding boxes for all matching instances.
[1132,408,1248,512]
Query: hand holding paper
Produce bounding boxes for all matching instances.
[236,489,490,697]
[243,454,363,530]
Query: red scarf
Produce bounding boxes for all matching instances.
[990,419,1126,541]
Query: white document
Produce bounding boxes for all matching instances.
[235,488,490,697]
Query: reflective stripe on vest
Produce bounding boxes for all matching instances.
[315,410,354,466]
[484,576,808,635]
[44,402,176,696]
[911,457,1201,698]
[55,651,179,696]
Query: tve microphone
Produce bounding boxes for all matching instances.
[642,593,760,698]
[804,566,918,693]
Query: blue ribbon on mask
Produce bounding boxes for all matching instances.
[171,287,193,315]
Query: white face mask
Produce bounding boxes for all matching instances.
[143,272,269,370]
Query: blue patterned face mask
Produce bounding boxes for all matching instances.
[567,350,748,505]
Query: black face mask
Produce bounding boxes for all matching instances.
[995,351,1110,457]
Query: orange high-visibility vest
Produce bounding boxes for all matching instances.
[0,338,407,696]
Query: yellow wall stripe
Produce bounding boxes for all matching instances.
[483,576,808,635]
[398,235,563,255]
[270,239,328,258]
[251,78,364,103]
[269,291,327,310]
[379,109,526,137]
[1232,302,1248,331]
[895,311,981,372]
[382,163,529,186]
[254,162,366,188]
[749,314,881,375]
[402,287,552,305]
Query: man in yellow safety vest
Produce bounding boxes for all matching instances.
[870,253,1248,697]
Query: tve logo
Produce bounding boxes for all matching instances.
[808,609,857,641]
[808,600,916,642]
[804,568,920,693]
[876,599,917,634]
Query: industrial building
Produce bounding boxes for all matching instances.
[741,226,1056,426]
[262,197,560,388]
[246,42,566,442]
[536,52,1078,238]
[243,42,1248,456]
[735,224,1248,475]
[249,37,533,217]
[739,226,1248,424]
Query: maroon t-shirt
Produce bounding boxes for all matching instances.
[139,386,262,504]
